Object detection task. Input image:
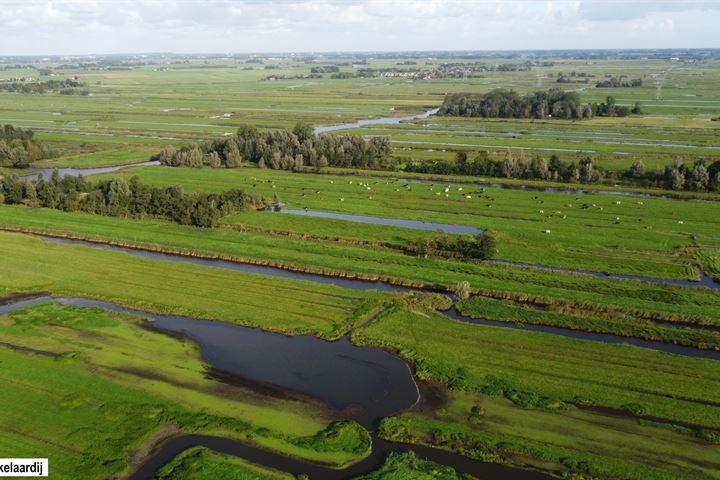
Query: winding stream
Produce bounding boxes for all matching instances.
[491,259,719,290]
[38,236,720,360]
[272,208,484,235]
[0,295,551,480]
[27,160,161,181]
[314,108,440,135]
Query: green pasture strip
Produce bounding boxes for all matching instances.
[0,230,362,339]
[352,306,720,428]
[1,206,719,325]
[94,166,720,280]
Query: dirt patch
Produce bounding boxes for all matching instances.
[0,341,57,357]
[0,291,51,306]
[128,424,182,469]
[413,379,448,414]
[206,366,332,412]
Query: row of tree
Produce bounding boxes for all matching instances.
[155,123,395,171]
[595,77,643,88]
[0,78,86,95]
[0,172,264,227]
[438,89,639,119]
[0,124,52,167]
[404,151,720,191]
[405,151,603,184]
[628,159,720,192]
[439,89,587,119]
[408,232,497,261]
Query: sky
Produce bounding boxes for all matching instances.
[2,0,719,56]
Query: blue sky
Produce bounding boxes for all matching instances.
[2,0,719,55]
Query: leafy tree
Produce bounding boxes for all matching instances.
[223,140,243,168]
[292,122,315,143]
[629,160,645,178]
[688,161,710,191]
[472,233,497,260]
[454,281,472,300]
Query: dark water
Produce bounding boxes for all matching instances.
[130,434,552,480]
[0,296,551,480]
[491,259,719,290]
[314,108,440,135]
[273,208,484,235]
[444,308,720,361]
[3,296,418,427]
[26,160,160,181]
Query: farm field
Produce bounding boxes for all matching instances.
[2,49,720,480]
[0,231,368,338]
[95,165,720,281]
[355,306,720,480]
[1,56,719,175]
[3,205,720,326]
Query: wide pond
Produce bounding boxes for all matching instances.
[0,295,551,480]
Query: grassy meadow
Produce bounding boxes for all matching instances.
[354,303,720,479]
[0,302,374,478]
[0,230,367,339]
[2,205,720,327]
[2,53,720,480]
[95,165,720,281]
[2,56,718,173]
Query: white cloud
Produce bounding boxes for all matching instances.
[0,0,718,55]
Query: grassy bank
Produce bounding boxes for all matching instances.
[2,205,719,329]
[155,447,294,480]
[352,304,720,479]
[456,295,720,350]
[0,302,372,478]
[352,304,720,429]
[0,230,367,339]
[95,165,720,280]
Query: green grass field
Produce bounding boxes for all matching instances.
[1,56,717,174]
[95,165,720,281]
[3,53,720,480]
[0,301,373,479]
[381,393,720,480]
[355,303,720,479]
[352,304,720,428]
[0,230,367,339]
[3,205,719,328]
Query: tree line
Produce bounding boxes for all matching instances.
[595,77,643,88]
[0,124,54,167]
[405,150,720,192]
[0,172,264,228]
[0,78,87,95]
[407,232,497,261]
[405,151,603,184]
[438,89,639,119]
[155,123,394,171]
[632,159,720,192]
